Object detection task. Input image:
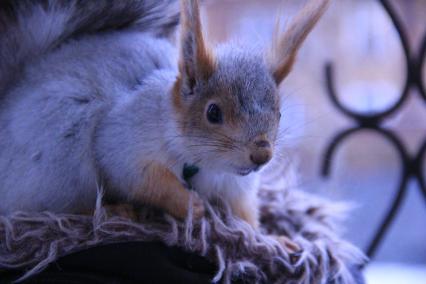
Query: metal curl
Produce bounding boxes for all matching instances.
[367,173,410,257]
[321,127,360,177]
[321,127,410,179]
[320,127,411,257]
[379,0,411,66]
[324,64,384,125]
[416,139,426,201]
[323,0,415,125]
[416,31,426,101]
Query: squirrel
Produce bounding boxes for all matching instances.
[0,0,329,249]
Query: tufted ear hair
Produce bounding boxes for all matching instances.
[267,0,330,85]
[178,0,215,92]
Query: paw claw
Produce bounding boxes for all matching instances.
[289,250,303,265]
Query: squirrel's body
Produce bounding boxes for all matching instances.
[0,0,330,233]
[0,25,260,216]
[0,31,177,213]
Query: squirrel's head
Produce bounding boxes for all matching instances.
[173,0,329,175]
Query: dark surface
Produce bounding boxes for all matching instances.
[1,242,216,284]
[0,241,366,284]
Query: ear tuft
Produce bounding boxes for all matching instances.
[178,0,215,88]
[267,0,331,85]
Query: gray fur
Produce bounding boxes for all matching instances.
[209,46,279,138]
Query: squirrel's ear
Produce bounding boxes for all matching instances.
[178,0,215,89]
[267,0,330,85]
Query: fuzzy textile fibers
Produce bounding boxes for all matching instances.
[0,184,367,283]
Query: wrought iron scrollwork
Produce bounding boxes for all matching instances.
[321,0,426,258]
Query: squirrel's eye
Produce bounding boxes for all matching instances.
[206,104,223,124]
[278,111,282,120]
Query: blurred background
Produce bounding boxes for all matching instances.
[201,0,425,283]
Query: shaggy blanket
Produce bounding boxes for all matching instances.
[0,184,367,283]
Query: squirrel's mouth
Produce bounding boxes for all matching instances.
[237,168,252,176]
[236,165,260,176]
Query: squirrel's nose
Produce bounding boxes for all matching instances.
[250,139,272,166]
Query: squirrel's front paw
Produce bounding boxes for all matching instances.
[167,189,205,220]
[104,203,138,220]
[272,235,303,264]
[189,191,205,220]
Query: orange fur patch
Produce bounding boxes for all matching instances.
[132,161,201,219]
